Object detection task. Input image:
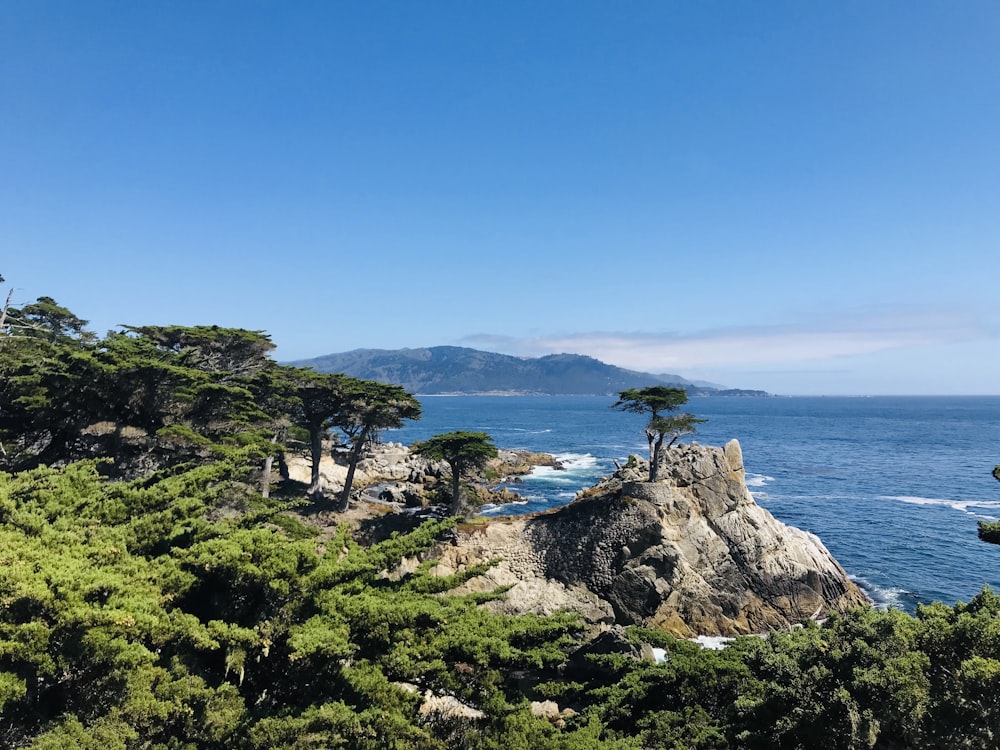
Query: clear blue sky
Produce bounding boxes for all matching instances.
[3,1,998,395]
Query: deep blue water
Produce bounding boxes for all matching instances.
[389,395,1000,612]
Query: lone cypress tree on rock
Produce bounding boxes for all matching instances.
[612,386,705,482]
[412,430,498,516]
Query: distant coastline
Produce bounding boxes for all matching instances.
[415,391,773,397]
[288,345,772,397]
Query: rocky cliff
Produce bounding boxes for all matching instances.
[429,440,869,636]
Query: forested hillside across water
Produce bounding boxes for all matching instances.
[1,293,1000,748]
[288,346,769,397]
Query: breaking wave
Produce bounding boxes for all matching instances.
[878,495,1000,519]
[746,473,774,488]
[851,575,922,611]
[528,453,601,484]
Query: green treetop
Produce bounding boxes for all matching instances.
[412,430,498,516]
[125,324,276,377]
[279,368,350,498]
[0,316,273,475]
[5,295,95,343]
[612,386,705,482]
[334,378,421,512]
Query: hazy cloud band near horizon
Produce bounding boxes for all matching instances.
[459,309,993,374]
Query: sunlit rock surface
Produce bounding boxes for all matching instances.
[432,440,869,636]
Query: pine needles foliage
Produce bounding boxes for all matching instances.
[0,458,597,748]
[6,454,1000,748]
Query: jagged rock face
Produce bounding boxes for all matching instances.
[432,440,869,637]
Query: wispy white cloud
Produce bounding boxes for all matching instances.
[459,308,994,374]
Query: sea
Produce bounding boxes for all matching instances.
[389,395,1000,613]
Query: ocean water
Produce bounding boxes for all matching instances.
[389,395,1000,612]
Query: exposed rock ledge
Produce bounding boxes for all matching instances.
[284,444,557,506]
[428,439,869,637]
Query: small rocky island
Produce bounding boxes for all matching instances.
[429,440,867,636]
[292,438,868,636]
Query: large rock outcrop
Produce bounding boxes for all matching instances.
[430,440,869,636]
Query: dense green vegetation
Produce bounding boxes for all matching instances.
[2,290,999,747]
[3,455,1000,748]
[0,297,419,499]
[0,457,592,748]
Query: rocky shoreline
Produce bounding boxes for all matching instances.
[284,442,558,509]
[289,438,869,636]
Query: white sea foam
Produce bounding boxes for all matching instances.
[528,453,600,483]
[851,575,913,611]
[878,495,1000,519]
[745,473,775,488]
[554,452,600,469]
[690,635,735,650]
[480,500,530,515]
[528,468,580,484]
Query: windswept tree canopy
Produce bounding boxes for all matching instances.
[613,386,705,482]
[0,316,274,476]
[613,386,689,418]
[335,379,421,511]
[412,430,498,516]
[277,368,350,497]
[0,302,427,501]
[125,325,276,377]
[6,295,95,343]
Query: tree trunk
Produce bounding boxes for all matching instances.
[649,433,665,483]
[338,424,371,513]
[261,454,274,498]
[261,431,280,499]
[646,429,657,482]
[449,463,462,517]
[308,427,324,498]
[0,287,13,338]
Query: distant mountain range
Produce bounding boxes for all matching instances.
[287,346,769,397]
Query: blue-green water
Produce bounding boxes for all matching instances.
[390,395,1000,611]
